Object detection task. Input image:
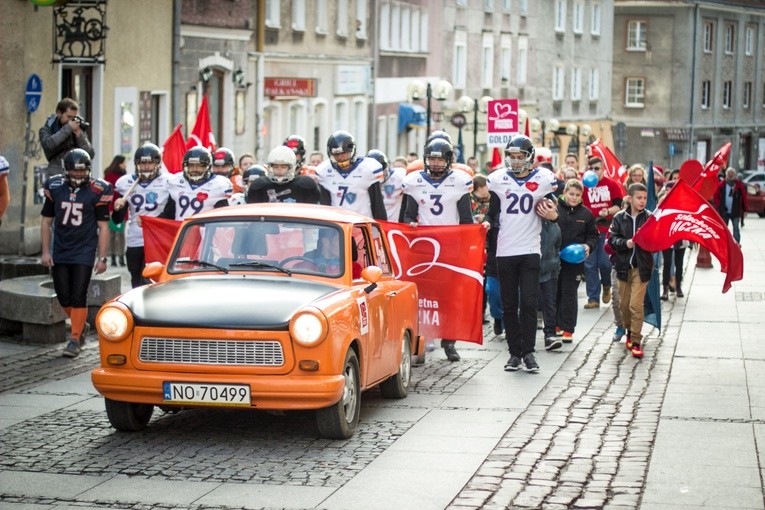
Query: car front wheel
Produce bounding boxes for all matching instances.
[316,349,361,439]
[104,398,154,432]
[379,331,411,399]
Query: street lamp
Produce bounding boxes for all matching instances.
[530,117,559,147]
[457,94,493,158]
[564,122,594,162]
[408,79,453,138]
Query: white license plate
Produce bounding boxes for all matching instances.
[163,382,250,407]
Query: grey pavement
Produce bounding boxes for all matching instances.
[0,218,764,509]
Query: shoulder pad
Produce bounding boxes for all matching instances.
[250,176,269,190]
[294,175,319,190]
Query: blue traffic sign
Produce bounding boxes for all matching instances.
[668,143,676,156]
[25,74,43,113]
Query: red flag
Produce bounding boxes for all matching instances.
[379,221,487,344]
[142,216,182,264]
[186,95,217,151]
[633,179,743,293]
[162,124,186,174]
[693,142,731,201]
[490,147,502,170]
[524,117,530,137]
[588,139,626,182]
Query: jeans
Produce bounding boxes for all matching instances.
[662,247,686,289]
[611,267,622,327]
[497,254,540,357]
[485,275,503,320]
[539,278,558,338]
[584,233,612,301]
[722,212,741,244]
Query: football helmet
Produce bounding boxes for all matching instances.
[133,143,162,182]
[366,149,389,181]
[267,145,297,183]
[426,130,452,145]
[283,135,306,166]
[423,139,454,179]
[327,130,356,171]
[505,135,535,174]
[212,147,236,177]
[182,146,212,184]
[63,148,92,188]
[535,146,553,164]
[242,164,267,187]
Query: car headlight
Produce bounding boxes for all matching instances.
[290,309,328,347]
[97,305,133,341]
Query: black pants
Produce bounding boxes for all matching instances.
[497,254,540,357]
[539,278,557,339]
[662,247,685,289]
[556,262,581,333]
[51,263,93,308]
[126,246,149,288]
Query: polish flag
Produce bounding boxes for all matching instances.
[186,95,217,151]
[161,124,186,174]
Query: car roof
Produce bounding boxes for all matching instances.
[187,203,374,226]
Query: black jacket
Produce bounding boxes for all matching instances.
[39,114,95,177]
[557,199,599,269]
[608,206,654,283]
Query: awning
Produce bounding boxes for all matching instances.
[398,103,427,134]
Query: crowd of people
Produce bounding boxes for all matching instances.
[32,96,752,361]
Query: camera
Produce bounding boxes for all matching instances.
[74,115,90,131]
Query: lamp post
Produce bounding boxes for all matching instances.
[457,95,493,158]
[564,123,593,162]
[531,118,560,148]
[408,79,453,138]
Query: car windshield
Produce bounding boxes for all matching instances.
[168,219,345,278]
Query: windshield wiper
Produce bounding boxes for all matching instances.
[229,260,293,276]
[175,258,229,274]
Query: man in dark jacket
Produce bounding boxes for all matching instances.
[712,167,748,245]
[39,98,95,179]
[608,183,653,359]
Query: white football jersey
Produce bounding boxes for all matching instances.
[401,169,474,226]
[487,167,558,256]
[115,173,171,247]
[315,157,384,217]
[167,173,232,221]
[382,166,406,222]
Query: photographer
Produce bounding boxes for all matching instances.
[39,98,95,178]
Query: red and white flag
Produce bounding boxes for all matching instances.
[162,124,186,174]
[588,139,626,182]
[693,142,731,201]
[186,95,217,151]
[633,179,743,293]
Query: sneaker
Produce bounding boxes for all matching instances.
[443,341,460,362]
[631,342,644,359]
[493,318,503,336]
[561,331,573,343]
[584,300,600,309]
[544,337,562,351]
[676,288,684,298]
[504,355,522,372]
[62,340,80,358]
[555,327,563,337]
[522,353,540,373]
[625,331,633,350]
[602,285,612,304]
[425,340,436,352]
[613,327,626,342]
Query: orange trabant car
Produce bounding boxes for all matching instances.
[91,203,424,439]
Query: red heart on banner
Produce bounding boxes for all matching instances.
[526,181,539,192]
[196,192,209,202]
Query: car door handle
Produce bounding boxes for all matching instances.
[385,291,397,298]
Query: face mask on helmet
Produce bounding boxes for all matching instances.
[423,141,453,179]
[212,148,235,177]
[63,149,92,188]
[505,150,533,174]
[267,146,297,183]
[136,160,160,181]
[183,148,212,184]
[327,131,356,172]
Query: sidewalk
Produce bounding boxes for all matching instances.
[0,219,763,509]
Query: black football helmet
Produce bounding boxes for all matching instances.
[63,148,92,188]
[505,135,535,174]
[423,139,454,179]
[242,164,267,187]
[182,146,212,184]
[327,130,356,171]
[366,149,389,181]
[283,135,307,167]
[212,147,236,177]
[426,130,452,145]
[134,143,162,182]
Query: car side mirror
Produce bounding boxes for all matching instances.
[142,261,164,281]
[361,266,383,294]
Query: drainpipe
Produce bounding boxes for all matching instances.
[255,0,265,161]
[172,0,182,127]
[370,0,379,149]
[688,1,699,161]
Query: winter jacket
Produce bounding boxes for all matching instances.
[557,199,599,270]
[607,206,654,283]
[39,114,95,178]
[539,220,561,283]
[712,179,748,218]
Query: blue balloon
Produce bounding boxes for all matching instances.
[560,243,586,264]
[582,170,598,188]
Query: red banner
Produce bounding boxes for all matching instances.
[633,179,743,293]
[379,221,487,344]
[186,95,217,151]
[693,142,731,201]
[142,216,181,264]
[588,139,626,182]
[162,124,186,174]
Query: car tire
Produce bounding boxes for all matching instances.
[759,212,765,218]
[104,398,154,432]
[379,332,411,399]
[316,348,361,439]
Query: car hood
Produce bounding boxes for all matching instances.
[118,276,340,330]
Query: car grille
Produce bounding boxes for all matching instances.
[139,337,284,366]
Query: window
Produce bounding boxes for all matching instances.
[333,99,349,131]
[627,20,647,51]
[554,0,566,33]
[265,0,280,28]
[553,65,564,101]
[573,1,584,34]
[336,0,349,37]
[292,0,305,32]
[484,0,494,10]
[453,30,467,89]
[591,2,601,36]
[456,0,467,6]
[401,6,411,51]
[500,34,512,85]
[517,36,528,85]
[289,101,306,137]
[625,78,645,107]
[481,32,494,89]
[411,9,420,52]
[356,1,367,39]
[379,3,390,49]
[420,10,429,52]
[519,0,528,15]
[743,81,752,108]
[701,80,710,109]
[589,68,599,100]
[390,3,400,50]
[724,23,735,54]
[723,80,732,108]
[315,0,327,34]
[745,26,754,56]
[571,67,582,101]
[703,21,714,52]
[503,0,512,11]
[353,99,367,152]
